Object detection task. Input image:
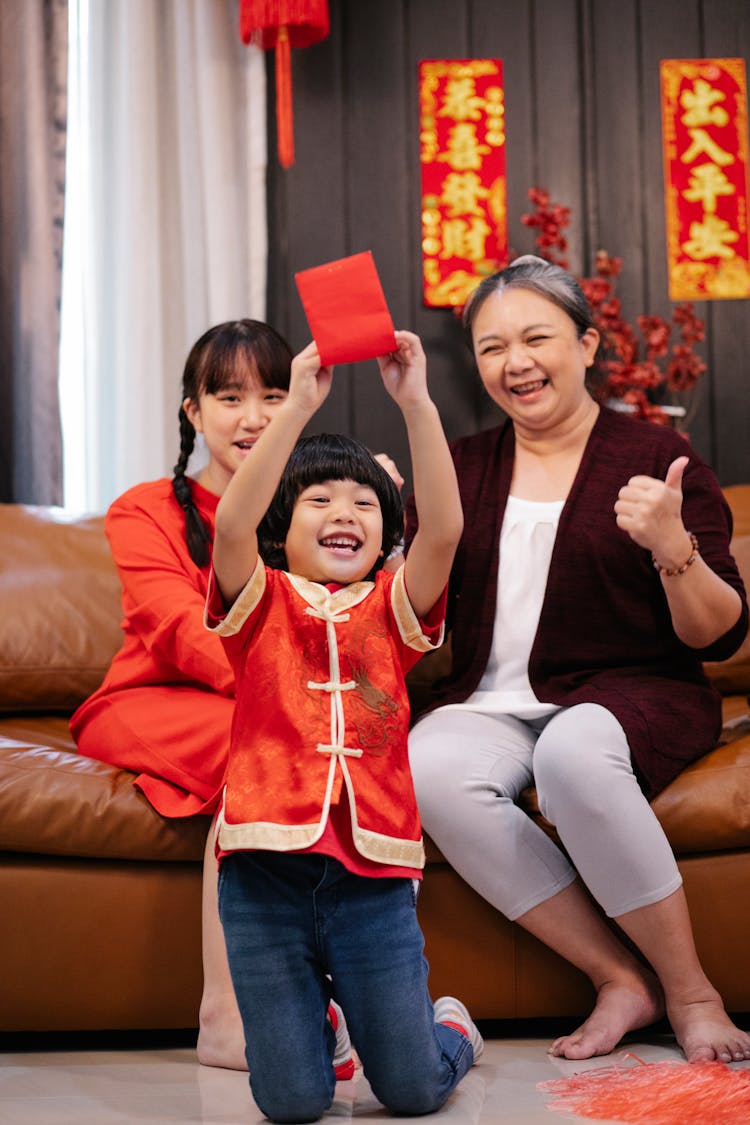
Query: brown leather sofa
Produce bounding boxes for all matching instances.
[2,494,750,1033]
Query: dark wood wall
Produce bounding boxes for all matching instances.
[267,0,750,489]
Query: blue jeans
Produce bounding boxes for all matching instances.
[218,851,474,1123]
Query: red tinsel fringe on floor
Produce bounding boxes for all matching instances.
[539,1054,750,1124]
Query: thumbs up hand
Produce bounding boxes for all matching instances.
[663,456,688,494]
[614,455,694,563]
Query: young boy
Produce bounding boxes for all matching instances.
[206,332,481,1122]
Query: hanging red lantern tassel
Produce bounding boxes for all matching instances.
[239,1,330,169]
[274,27,294,168]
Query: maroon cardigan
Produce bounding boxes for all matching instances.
[405,407,748,798]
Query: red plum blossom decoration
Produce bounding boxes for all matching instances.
[519,188,707,431]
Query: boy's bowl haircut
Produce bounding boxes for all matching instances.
[258,433,404,575]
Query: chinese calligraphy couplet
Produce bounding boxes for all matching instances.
[661,58,750,300]
[419,59,507,308]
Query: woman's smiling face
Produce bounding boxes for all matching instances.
[471,287,599,433]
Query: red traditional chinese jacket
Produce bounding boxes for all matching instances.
[206,561,445,868]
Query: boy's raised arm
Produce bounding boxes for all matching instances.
[212,343,333,606]
[376,331,463,619]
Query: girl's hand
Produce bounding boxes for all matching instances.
[614,455,694,564]
[373,452,405,492]
[288,341,334,416]
[376,330,429,408]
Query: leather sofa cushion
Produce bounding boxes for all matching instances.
[0,505,123,712]
[0,720,207,862]
[703,533,750,693]
[649,717,750,852]
[3,708,750,863]
[704,484,750,693]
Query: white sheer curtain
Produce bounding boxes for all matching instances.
[60,0,267,511]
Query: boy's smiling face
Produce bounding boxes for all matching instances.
[284,478,384,584]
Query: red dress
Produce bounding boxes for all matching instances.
[70,478,234,817]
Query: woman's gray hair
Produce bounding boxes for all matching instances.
[462,254,595,343]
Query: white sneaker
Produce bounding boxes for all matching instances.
[433,996,484,1063]
[328,1000,355,1080]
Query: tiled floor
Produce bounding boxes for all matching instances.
[3,1028,743,1124]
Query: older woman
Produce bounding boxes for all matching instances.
[407,255,750,1064]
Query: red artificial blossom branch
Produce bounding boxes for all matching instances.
[518,188,706,429]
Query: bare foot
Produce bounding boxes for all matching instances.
[667,988,750,1063]
[197,993,248,1071]
[549,970,664,1060]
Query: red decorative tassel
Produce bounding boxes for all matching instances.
[539,1054,750,1124]
[274,27,294,168]
[238,0,330,170]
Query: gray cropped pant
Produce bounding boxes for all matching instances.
[408,702,682,920]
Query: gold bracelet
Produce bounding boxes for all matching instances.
[652,532,699,577]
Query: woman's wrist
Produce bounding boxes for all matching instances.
[652,531,700,577]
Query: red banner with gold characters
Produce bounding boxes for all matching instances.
[661,58,750,300]
[419,59,507,307]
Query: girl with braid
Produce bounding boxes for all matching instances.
[71,320,358,1076]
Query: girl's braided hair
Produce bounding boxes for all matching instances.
[172,319,293,565]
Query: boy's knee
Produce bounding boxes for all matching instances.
[374,1084,446,1117]
[366,1067,451,1118]
[252,1077,333,1124]
[254,1092,332,1124]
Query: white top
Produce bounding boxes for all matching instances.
[446,495,564,719]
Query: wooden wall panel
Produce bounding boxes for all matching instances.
[341,1,410,454]
[587,0,645,319]
[703,0,750,485]
[266,3,349,438]
[533,0,586,273]
[471,1,536,256]
[637,1,713,461]
[267,0,750,489]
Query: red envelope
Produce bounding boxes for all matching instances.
[294,251,398,365]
